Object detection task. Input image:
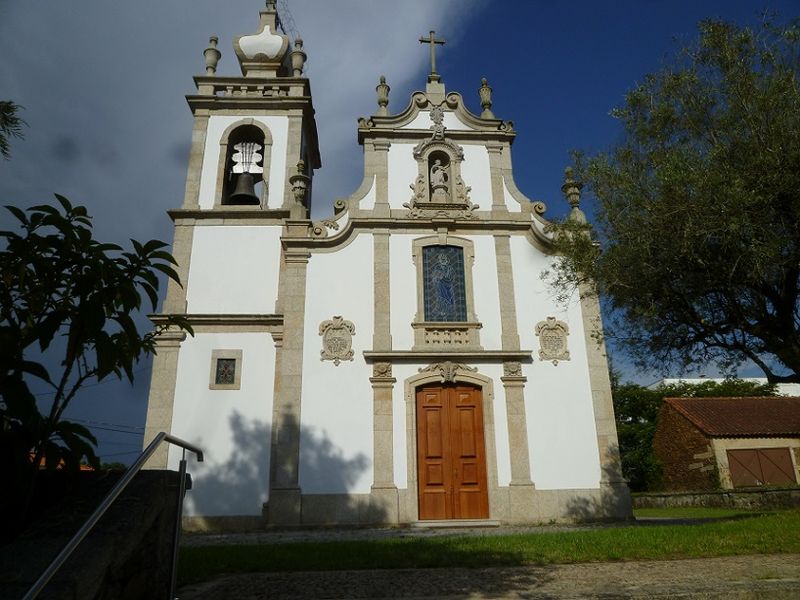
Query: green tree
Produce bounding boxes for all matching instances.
[613,378,776,491]
[0,196,190,529]
[0,100,26,159]
[550,18,800,382]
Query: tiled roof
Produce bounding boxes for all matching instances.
[664,396,800,438]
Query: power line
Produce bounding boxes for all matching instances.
[31,364,152,398]
[71,417,144,431]
[84,425,144,436]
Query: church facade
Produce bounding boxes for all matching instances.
[143,3,632,529]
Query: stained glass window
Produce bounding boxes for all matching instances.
[215,358,236,385]
[423,245,467,322]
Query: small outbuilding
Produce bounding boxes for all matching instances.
[653,397,800,490]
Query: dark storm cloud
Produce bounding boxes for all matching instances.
[50,136,80,164]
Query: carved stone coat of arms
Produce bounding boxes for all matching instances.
[319,315,355,365]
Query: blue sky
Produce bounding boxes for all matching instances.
[1,0,795,463]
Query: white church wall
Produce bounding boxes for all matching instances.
[169,332,276,516]
[197,115,289,210]
[299,234,375,494]
[460,145,492,209]
[185,226,282,314]
[509,236,602,489]
[387,143,418,209]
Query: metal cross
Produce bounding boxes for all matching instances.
[419,30,446,78]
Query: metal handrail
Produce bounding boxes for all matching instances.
[23,432,203,600]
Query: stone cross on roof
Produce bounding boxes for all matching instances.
[419,30,445,82]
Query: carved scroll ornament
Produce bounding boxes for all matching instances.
[419,361,477,383]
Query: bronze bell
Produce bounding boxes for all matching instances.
[228,172,260,205]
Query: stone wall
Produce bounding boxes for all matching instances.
[653,403,718,491]
[1,470,182,600]
[633,487,800,510]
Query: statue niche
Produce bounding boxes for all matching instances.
[428,151,451,202]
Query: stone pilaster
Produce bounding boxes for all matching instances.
[501,363,533,486]
[487,143,508,215]
[494,234,520,351]
[267,244,310,524]
[282,114,304,211]
[579,283,632,518]
[373,231,392,351]
[372,139,391,217]
[182,113,210,209]
[142,327,187,468]
[501,362,536,523]
[162,223,194,314]
[370,363,399,522]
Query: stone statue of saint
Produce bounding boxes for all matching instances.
[430,159,449,189]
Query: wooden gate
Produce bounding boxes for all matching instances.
[727,448,796,488]
[416,383,489,520]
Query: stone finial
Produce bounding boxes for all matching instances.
[266,0,277,10]
[233,3,289,77]
[376,75,390,116]
[561,167,587,223]
[479,77,494,119]
[204,36,221,75]
[290,38,307,76]
[289,160,310,206]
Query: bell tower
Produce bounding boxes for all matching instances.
[143,1,320,471]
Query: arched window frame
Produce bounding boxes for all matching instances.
[214,119,274,208]
[411,235,482,350]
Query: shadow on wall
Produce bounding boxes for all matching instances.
[187,412,372,517]
[299,421,370,494]
[564,460,634,522]
[188,412,270,516]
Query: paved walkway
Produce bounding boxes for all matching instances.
[178,554,800,599]
[178,524,800,599]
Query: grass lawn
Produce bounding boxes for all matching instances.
[178,509,800,586]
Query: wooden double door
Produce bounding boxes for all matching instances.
[416,383,489,520]
[727,448,797,488]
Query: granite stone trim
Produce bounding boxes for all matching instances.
[161,223,194,314]
[364,350,531,362]
[494,235,521,351]
[267,249,311,525]
[151,313,282,333]
[578,282,632,517]
[372,231,392,351]
[182,114,210,210]
[283,115,304,211]
[142,327,187,469]
[370,370,398,494]
[501,371,534,487]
